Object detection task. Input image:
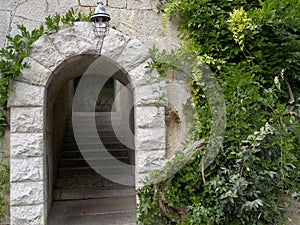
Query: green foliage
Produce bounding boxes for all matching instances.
[0,162,9,219]
[45,8,90,32]
[137,0,300,224]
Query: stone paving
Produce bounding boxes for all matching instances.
[48,197,136,225]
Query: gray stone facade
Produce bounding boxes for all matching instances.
[0,1,186,224]
[0,0,180,49]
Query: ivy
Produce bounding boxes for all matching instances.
[137,0,300,224]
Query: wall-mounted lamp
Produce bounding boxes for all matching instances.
[91,2,111,54]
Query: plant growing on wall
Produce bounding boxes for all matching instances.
[137,0,300,224]
[0,8,90,136]
[0,162,8,219]
[0,8,90,219]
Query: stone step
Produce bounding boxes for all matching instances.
[53,186,135,201]
[64,143,127,151]
[64,135,123,144]
[60,157,130,168]
[58,166,134,178]
[48,197,136,225]
[61,149,128,159]
[71,112,120,120]
[68,124,123,132]
[67,119,123,127]
[65,130,116,137]
[55,174,130,189]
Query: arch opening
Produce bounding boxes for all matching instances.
[46,54,136,224]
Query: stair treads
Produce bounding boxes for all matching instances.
[48,197,136,225]
[54,186,135,201]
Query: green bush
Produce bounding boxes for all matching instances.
[137,0,300,224]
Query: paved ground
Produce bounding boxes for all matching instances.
[286,203,300,225]
[48,197,136,225]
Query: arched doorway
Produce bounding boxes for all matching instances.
[8,22,167,225]
[46,55,136,224]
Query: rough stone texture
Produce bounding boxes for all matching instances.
[8,82,44,107]
[115,37,150,71]
[135,127,165,150]
[79,0,95,7]
[108,0,126,9]
[30,35,63,70]
[17,57,51,86]
[10,157,43,182]
[10,205,44,225]
[11,133,43,158]
[50,22,97,57]
[14,0,47,22]
[47,0,79,17]
[0,9,10,48]
[121,10,166,49]
[10,182,44,205]
[136,150,165,173]
[127,0,152,9]
[102,28,130,60]
[127,60,157,88]
[134,82,167,106]
[10,107,43,133]
[135,106,165,128]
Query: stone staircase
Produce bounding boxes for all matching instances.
[49,112,136,225]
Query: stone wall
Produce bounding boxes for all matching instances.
[0,0,180,49]
[0,1,182,224]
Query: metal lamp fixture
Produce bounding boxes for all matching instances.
[91,2,111,54]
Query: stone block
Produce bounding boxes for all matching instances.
[102,28,130,60]
[49,22,97,57]
[166,82,190,113]
[10,107,43,133]
[47,0,79,16]
[10,205,44,225]
[0,10,10,48]
[136,150,165,173]
[8,82,44,107]
[126,10,163,42]
[10,157,43,182]
[128,60,158,88]
[14,0,47,22]
[108,0,126,8]
[134,82,167,106]
[11,133,43,158]
[127,0,152,9]
[79,0,95,7]
[30,35,63,70]
[135,106,165,128]
[10,181,44,205]
[115,37,150,71]
[17,57,51,86]
[135,127,165,150]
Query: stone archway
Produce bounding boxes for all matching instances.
[8,22,166,225]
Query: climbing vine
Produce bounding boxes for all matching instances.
[137,0,300,224]
[0,8,90,219]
